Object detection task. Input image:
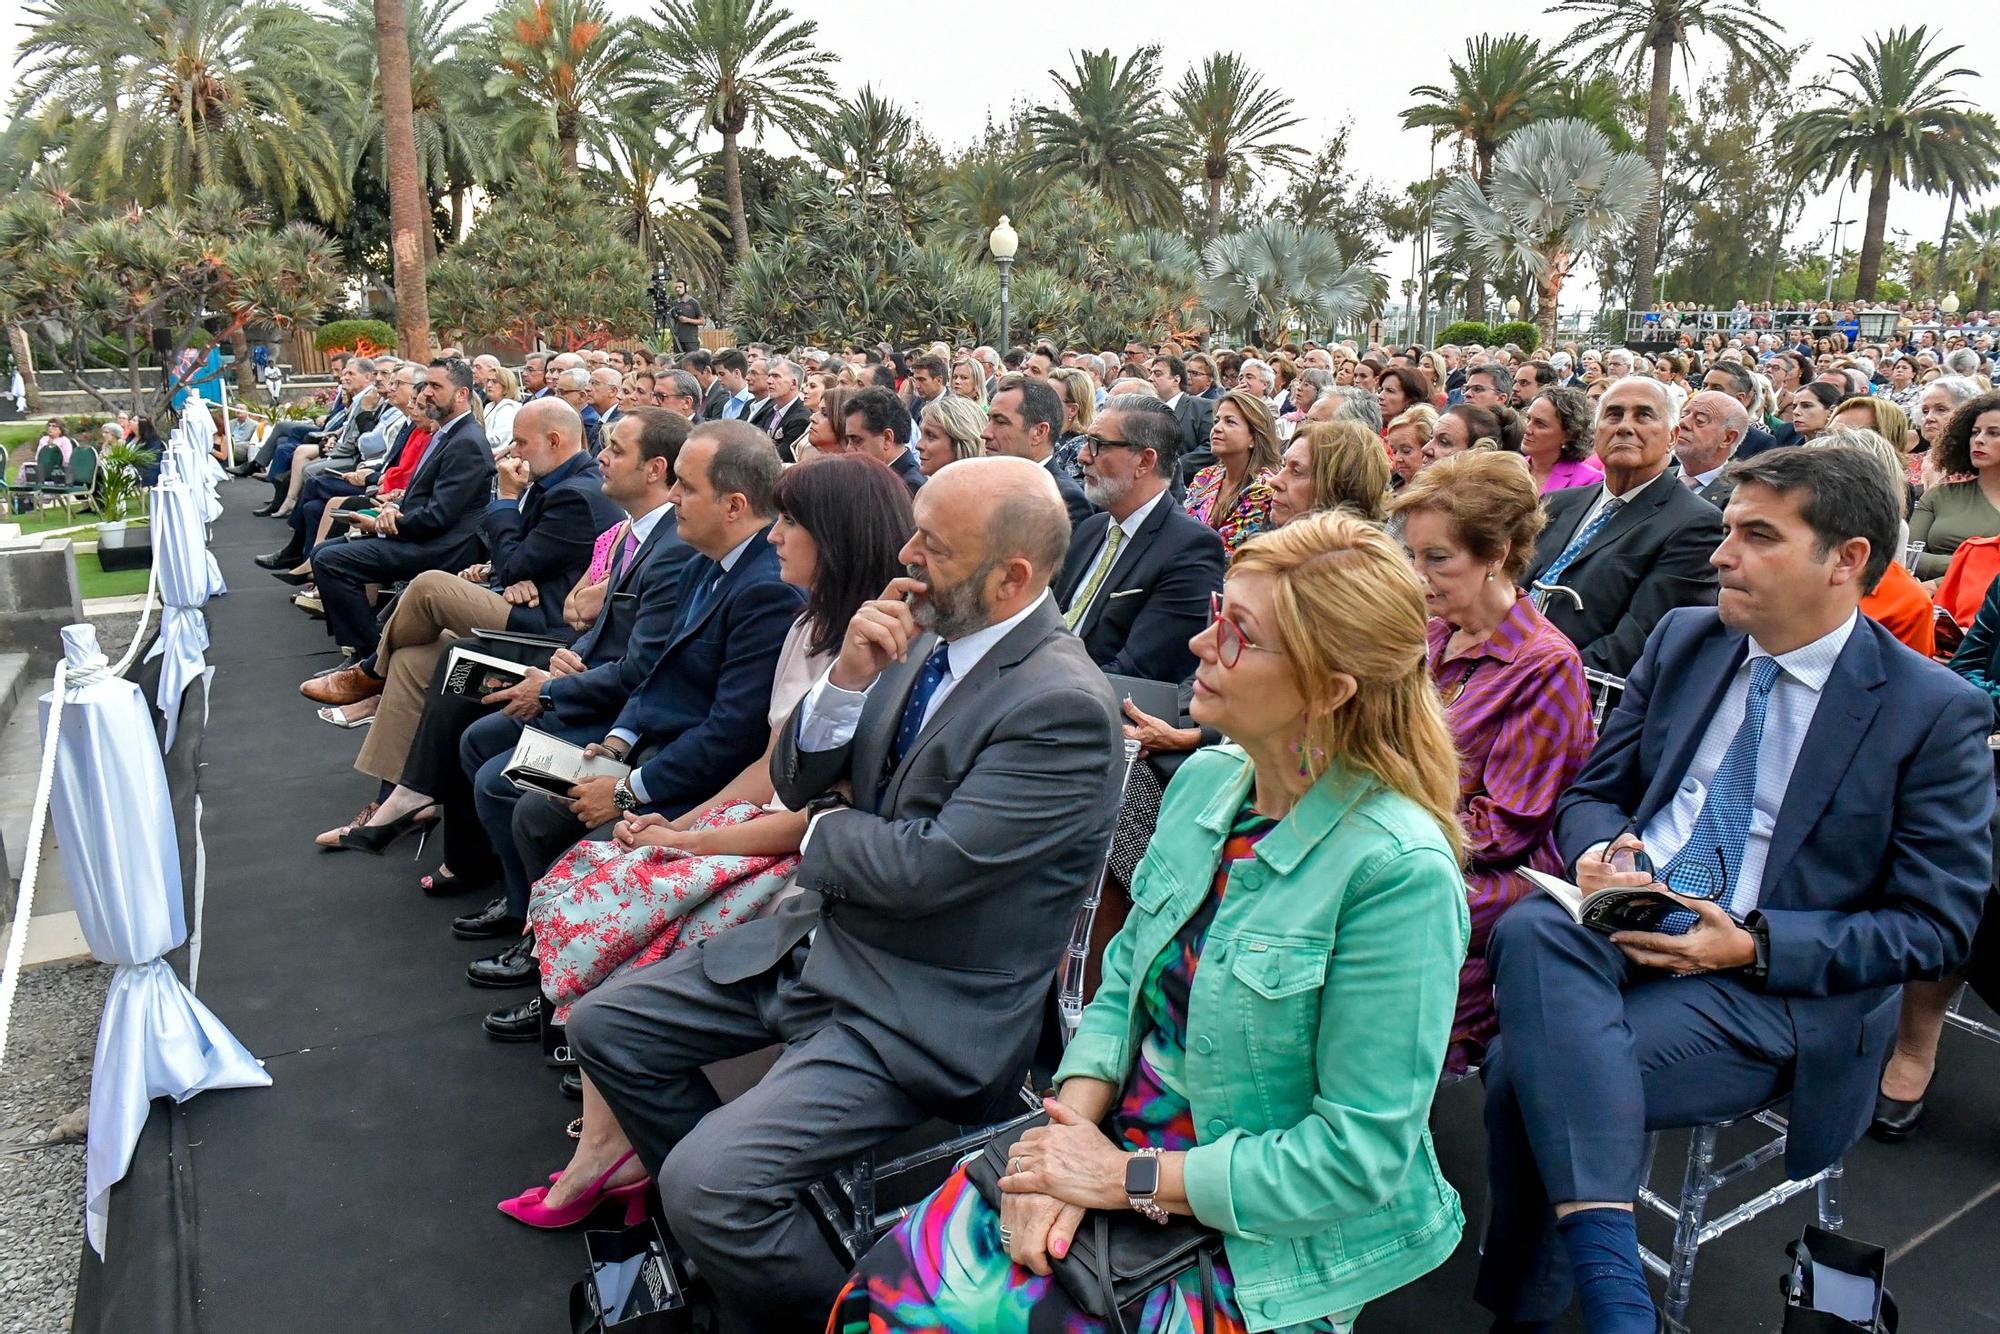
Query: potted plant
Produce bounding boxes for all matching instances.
[94,441,154,571]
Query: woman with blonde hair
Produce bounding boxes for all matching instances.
[482,364,522,454]
[1186,386,1282,554]
[914,393,985,476]
[838,511,1469,1333]
[948,357,988,407]
[1385,404,1438,490]
[1269,418,1391,525]
[1832,395,1915,487]
[1046,366,1097,479]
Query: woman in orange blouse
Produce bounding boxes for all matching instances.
[1185,387,1280,556]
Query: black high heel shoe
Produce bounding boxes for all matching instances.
[335,802,440,854]
[269,566,313,587]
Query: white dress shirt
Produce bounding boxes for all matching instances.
[1064,490,1166,622]
[623,499,673,555]
[1638,611,1858,916]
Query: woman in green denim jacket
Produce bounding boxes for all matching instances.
[830,513,1471,1334]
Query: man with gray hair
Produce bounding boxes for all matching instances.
[1307,384,1385,433]
[1673,389,1752,508]
[1603,347,1637,379]
[1944,347,1985,379]
[1522,376,1722,674]
[1055,394,1226,682]
[754,356,810,461]
[655,368,700,419]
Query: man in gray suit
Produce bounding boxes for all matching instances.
[1672,389,1751,510]
[567,456,1123,1332]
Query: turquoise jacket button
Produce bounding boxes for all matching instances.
[1207,1118,1228,1136]
[1194,1035,1214,1055]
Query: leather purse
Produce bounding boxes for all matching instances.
[965,1112,1223,1334]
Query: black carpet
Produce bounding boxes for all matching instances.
[76,493,2000,1333]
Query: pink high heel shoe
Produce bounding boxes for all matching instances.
[498,1149,648,1229]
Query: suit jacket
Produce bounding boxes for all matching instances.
[701,380,730,423]
[1170,394,1216,486]
[1525,472,1723,676]
[761,397,810,463]
[610,531,805,814]
[1734,423,1784,460]
[1045,455,1095,530]
[548,508,696,727]
[1057,497,1227,683]
[480,452,624,637]
[384,414,496,568]
[889,445,926,496]
[1557,607,1994,1174]
[749,598,1123,1114]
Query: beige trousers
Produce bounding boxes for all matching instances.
[354,569,515,785]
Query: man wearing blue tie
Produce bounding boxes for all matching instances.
[1476,446,1994,1334]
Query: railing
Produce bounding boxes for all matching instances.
[1623,309,1903,346]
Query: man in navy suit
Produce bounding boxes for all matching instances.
[440,409,697,950]
[310,358,496,659]
[982,376,1093,528]
[1476,447,1994,1333]
[842,387,925,495]
[462,421,801,988]
[1058,394,1225,683]
[1702,359,1784,459]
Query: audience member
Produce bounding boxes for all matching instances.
[982,376,1092,526]
[841,386,925,494]
[1520,387,1603,493]
[913,393,985,476]
[1385,405,1437,490]
[1909,391,2000,579]
[1268,419,1390,525]
[1674,389,1753,509]
[1185,388,1280,555]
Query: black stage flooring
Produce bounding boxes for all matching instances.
[76,495,2000,1333]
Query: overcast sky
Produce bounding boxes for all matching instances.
[9,0,1996,307]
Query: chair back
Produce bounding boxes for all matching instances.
[1057,736,1144,1043]
[36,444,65,481]
[1935,532,2000,631]
[68,445,99,490]
[1583,669,1627,729]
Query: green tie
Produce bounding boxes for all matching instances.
[1064,525,1127,629]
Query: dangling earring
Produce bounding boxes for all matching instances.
[1486,567,1496,582]
[1288,735,1326,778]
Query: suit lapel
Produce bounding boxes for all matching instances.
[666,527,774,653]
[1080,500,1166,638]
[854,638,928,811]
[1537,488,1592,570]
[1764,625,1883,885]
[405,415,461,493]
[1637,628,1747,825]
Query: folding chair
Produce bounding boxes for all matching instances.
[1583,668,1627,729]
[809,736,1145,1265]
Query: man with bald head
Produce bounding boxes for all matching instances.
[568,456,1123,1333]
[1673,389,1752,509]
[302,395,621,712]
[584,365,624,453]
[1523,377,1723,674]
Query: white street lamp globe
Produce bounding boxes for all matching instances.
[1504,296,1522,318]
[988,216,1019,261]
[1941,292,1961,316]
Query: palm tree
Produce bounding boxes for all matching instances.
[1778,28,2000,301]
[1437,118,1653,349]
[807,86,913,203]
[481,0,636,174]
[1022,47,1184,229]
[12,0,348,218]
[1955,206,2000,311]
[1550,0,1787,312]
[1172,52,1306,245]
[584,119,726,290]
[330,0,497,242]
[639,0,840,263]
[1401,33,1565,319]
[374,0,432,355]
[1200,220,1384,344]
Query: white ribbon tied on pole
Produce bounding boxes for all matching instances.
[43,625,269,1255]
[144,459,218,748]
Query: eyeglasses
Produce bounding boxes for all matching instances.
[1209,592,1281,669]
[1076,433,1136,458]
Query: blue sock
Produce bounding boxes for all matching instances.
[1556,1207,1656,1334]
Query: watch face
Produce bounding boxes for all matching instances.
[1124,1153,1160,1197]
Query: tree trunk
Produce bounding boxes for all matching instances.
[1205,171,1224,247]
[1627,36,1676,313]
[1976,275,1992,312]
[1463,146,1492,322]
[7,326,41,412]
[125,329,143,415]
[1937,186,1958,295]
[1537,268,1562,353]
[375,0,433,360]
[1854,169,1893,301]
[723,130,750,262]
[559,114,580,176]
[449,184,465,244]
[228,324,254,393]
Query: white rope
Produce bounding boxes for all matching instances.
[0,476,167,1070]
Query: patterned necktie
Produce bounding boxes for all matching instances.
[674,569,721,636]
[1533,496,1625,610]
[883,642,953,794]
[1064,525,1127,629]
[1656,656,1784,934]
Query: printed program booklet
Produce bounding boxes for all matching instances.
[503,727,630,799]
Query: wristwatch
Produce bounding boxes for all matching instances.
[611,778,638,813]
[1740,914,1771,988]
[1125,1148,1169,1224]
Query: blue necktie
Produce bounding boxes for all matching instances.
[1533,497,1624,609]
[674,570,720,636]
[1657,656,1783,934]
[884,643,952,790]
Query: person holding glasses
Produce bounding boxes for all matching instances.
[835,511,1470,1333]
[1055,394,1227,684]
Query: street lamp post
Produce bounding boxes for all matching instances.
[1504,296,1522,325]
[989,215,1019,353]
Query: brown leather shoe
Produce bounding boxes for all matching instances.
[300,664,382,706]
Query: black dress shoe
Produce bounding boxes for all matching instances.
[468,935,539,988]
[254,550,300,570]
[269,566,313,587]
[252,501,280,516]
[483,996,542,1041]
[1869,1091,1927,1142]
[452,897,526,941]
[560,1069,583,1100]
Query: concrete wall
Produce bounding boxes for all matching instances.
[0,541,83,669]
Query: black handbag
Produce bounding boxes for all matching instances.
[965,1113,1224,1334]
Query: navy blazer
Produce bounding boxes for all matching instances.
[547,508,696,728]
[386,414,496,562]
[1056,495,1226,683]
[611,530,806,814]
[1734,423,1786,460]
[889,446,926,496]
[481,452,624,637]
[1045,456,1095,530]
[1557,607,1994,1174]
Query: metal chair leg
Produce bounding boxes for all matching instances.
[1662,1124,1719,1334]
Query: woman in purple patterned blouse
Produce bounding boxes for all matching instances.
[1391,452,1598,1074]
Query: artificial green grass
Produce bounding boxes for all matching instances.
[78,556,151,600]
[0,422,50,451]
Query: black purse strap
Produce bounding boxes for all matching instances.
[1197,1244,1217,1334]
[1094,1214,1129,1334]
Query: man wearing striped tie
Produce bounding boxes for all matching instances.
[1476,446,1994,1334]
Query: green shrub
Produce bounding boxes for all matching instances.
[1437,320,1493,346]
[1491,320,1541,353]
[313,319,397,356]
